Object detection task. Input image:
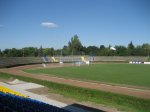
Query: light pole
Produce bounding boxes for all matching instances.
[23,48,24,57]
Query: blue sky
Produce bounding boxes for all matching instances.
[0,0,150,50]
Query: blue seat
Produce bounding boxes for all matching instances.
[0,92,70,112]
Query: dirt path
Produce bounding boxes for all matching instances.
[0,64,150,99]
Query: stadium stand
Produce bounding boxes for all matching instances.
[0,57,44,68]
[0,85,26,98]
[51,57,59,62]
[53,56,147,63]
[0,91,70,112]
[54,56,81,63]
[0,56,148,68]
[42,56,51,63]
[91,56,148,62]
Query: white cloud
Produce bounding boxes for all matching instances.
[41,22,58,28]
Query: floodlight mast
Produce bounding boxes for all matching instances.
[23,48,24,57]
[61,49,62,56]
[148,47,150,57]
[60,49,63,62]
[72,50,73,63]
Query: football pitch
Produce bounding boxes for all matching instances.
[25,63,150,88]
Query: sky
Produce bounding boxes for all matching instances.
[0,0,150,50]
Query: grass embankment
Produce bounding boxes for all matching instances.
[25,64,150,88]
[0,72,150,112]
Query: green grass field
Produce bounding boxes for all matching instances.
[25,63,150,88]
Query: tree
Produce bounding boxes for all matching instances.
[134,46,144,56]
[127,41,135,55]
[23,47,38,57]
[1,48,22,57]
[68,35,82,55]
[99,48,111,56]
[0,49,2,57]
[54,49,62,56]
[86,46,99,56]
[115,45,127,56]
[62,45,70,56]
[142,43,150,56]
[43,48,54,56]
[3,49,9,57]
[38,45,43,57]
[43,48,53,56]
[128,41,134,49]
[80,46,87,55]
[100,45,105,50]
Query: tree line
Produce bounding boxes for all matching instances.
[0,35,150,57]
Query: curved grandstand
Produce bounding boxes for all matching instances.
[0,57,44,68]
[0,56,148,68]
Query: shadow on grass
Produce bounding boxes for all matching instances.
[63,103,106,112]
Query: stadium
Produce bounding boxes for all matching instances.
[0,55,150,112]
[1,0,150,112]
